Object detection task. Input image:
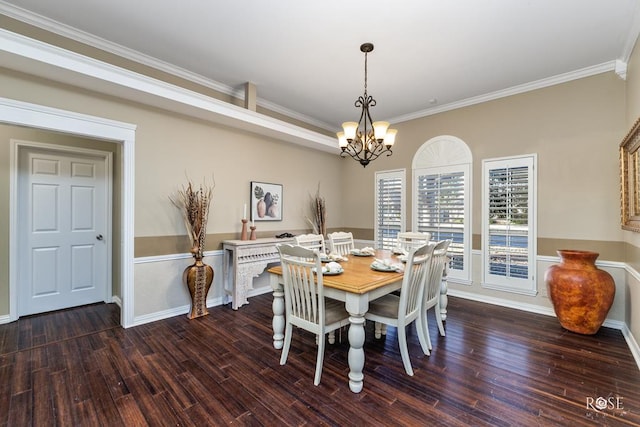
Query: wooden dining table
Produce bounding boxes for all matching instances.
[267,249,406,393]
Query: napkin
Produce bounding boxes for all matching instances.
[327,252,348,262]
[374,258,392,267]
[373,258,403,272]
[360,247,376,255]
[326,261,342,273]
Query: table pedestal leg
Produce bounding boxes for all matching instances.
[272,286,285,350]
[440,278,448,322]
[347,314,365,393]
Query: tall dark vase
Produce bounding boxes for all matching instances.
[183,257,214,319]
[544,250,615,335]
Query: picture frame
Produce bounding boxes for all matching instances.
[251,181,283,221]
[621,116,640,232]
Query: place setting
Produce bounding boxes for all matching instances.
[370,257,404,273]
[350,247,376,257]
[321,252,348,262]
[313,261,344,275]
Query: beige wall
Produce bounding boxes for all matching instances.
[1,26,638,337]
[341,72,626,246]
[623,38,640,343]
[0,69,344,318]
[339,71,629,318]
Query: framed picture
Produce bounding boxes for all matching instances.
[251,181,283,221]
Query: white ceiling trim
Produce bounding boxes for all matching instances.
[0,28,339,154]
[0,1,334,131]
[389,61,616,125]
[2,1,636,132]
[621,0,640,64]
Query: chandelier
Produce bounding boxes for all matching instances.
[337,43,397,167]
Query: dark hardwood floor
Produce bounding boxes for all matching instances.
[1,295,639,426]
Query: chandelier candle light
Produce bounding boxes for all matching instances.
[337,42,397,167]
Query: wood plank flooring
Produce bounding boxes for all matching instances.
[1,295,639,426]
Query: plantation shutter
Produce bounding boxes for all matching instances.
[375,170,405,250]
[482,155,536,294]
[416,171,465,270]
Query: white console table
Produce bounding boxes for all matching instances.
[223,237,293,310]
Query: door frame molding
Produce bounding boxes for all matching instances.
[12,140,113,315]
[2,97,136,327]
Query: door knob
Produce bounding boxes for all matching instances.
[96,234,104,241]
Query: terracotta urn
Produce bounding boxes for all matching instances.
[544,250,615,335]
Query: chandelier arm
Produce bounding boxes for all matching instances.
[343,138,364,158]
[361,145,392,163]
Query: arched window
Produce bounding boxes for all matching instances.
[413,136,472,284]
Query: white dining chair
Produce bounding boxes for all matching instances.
[294,233,327,254]
[364,242,435,376]
[277,244,351,386]
[328,231,355,256]
[396,231,431,252]
[417,239,451,356]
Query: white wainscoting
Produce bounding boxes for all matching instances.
[132,249,274,327]
[121,241,639,371]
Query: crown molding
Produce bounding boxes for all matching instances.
[0,1,332,132]
[621,0,640,65]
[389,61,616,124]
[0,28,338,154]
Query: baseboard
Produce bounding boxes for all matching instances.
[448,288,638,371]
[448,288,557,318]
[0,314,11,325]
[111,295,122,307]
[448,288,626,331]
[621,324,640,370]
[132,295,227,327]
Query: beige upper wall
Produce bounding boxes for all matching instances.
[341,72,626,244]
[0,69,345,241]
[0,68,345,316]
[624,37,640,251]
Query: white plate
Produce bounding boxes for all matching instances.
[351,249,373,257]
[313,267,344,275]
[370,262,398,272]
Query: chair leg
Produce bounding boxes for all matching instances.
[280,323,293,365]
[397,325,414,376]
[424,312,433,351]
[314,333,326,386]
[435,302,446,337]
[328,330,336,344]
[374,321,382,339]
[417,309,431,356]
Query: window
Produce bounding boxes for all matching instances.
[375,169,405,250]
[413,136,472,284]
[415,167,466,269]
[482,154,537,294]
[414,165,471,282]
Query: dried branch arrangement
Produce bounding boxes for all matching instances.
[306,183,326,236]
[170,179,215,259]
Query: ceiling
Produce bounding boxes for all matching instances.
[1,0,640,134]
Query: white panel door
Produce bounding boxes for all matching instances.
[18,147,109,315]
